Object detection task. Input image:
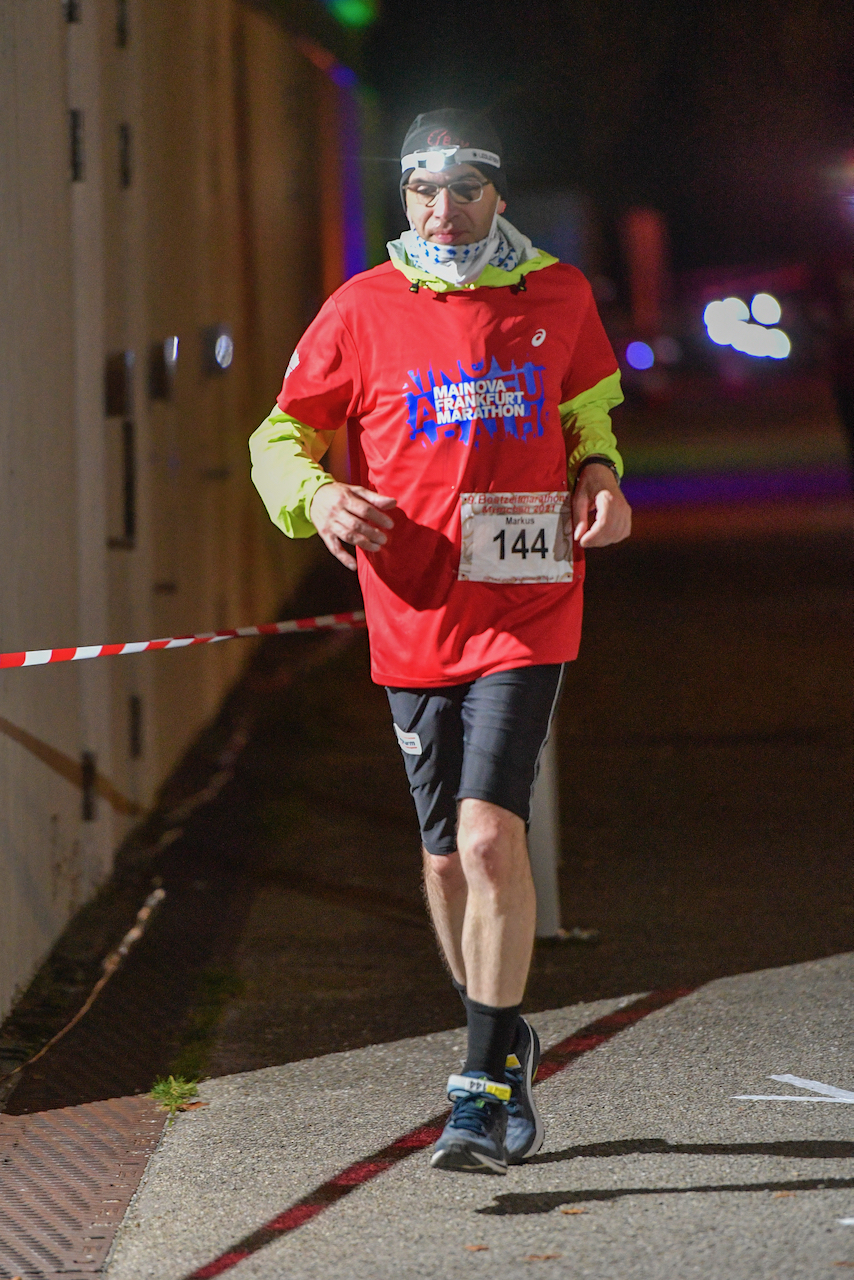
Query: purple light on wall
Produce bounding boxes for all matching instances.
[325,63,366,280]
[621,466,852,509]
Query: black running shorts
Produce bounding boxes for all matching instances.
[385,664,565,856]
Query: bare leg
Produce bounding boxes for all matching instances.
[427,801,538,1170]
[421,800,536,1007]
[457,798,536,1007]
[422,846,467,986]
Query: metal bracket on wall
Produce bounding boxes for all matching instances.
[81,751,97,821]
[104,350,134,417]
[69,108,84,182]
[118,122,132,188]
[148,336,178,401]
[116,0,129,47]
[107,419,136,549]
[129,694,143,759]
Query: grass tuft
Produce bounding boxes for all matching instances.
[150,1074,200,1121]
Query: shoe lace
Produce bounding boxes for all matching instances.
[448,1093,501,1136]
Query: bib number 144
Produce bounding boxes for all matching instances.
[458,492,573,585]
[492,526,549,561]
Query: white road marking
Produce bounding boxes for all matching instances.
[733,1073,854,1103]
[771,1074,854,1100]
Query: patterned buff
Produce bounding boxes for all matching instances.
[400,212,522,287]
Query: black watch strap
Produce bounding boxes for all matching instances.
[575,455,620,486]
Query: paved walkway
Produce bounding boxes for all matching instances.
[106,953,854,1280]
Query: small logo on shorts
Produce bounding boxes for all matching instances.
[393,723,423,755]
[284,348,300,377]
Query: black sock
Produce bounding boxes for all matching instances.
[508,1016,526,1056]
[464,999,522,1082]
[451,976,468,1013]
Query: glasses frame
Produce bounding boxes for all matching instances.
[402,177,493,208]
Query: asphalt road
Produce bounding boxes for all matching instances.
[107,955,854,1280]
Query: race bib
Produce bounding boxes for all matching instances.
[458,492,573,585]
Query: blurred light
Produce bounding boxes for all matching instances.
[764,328,790,359]
[328,63,359,88]
[729,321,790,358]
[214,333,234,369]
[704,297,749,344]
[824,151,854,217]
[626,341,654,370]
[164,335,179,368]
[750,292,781,325]
[703,296,790,360]
[202,324,234,374]
[324,0,376,27]
[652,335,682,365]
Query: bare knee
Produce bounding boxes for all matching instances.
[422,846,465,890]
[457,800,526,892]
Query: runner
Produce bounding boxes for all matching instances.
[250,108,631,1175]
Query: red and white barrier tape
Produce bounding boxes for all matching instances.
[0,611,366,670]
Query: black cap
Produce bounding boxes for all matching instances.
[400,108,507,203]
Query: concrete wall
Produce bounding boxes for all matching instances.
[0,0,336,1021]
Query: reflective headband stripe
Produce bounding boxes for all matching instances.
[401,147,500,172]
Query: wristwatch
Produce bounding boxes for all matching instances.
[575,455,621,486]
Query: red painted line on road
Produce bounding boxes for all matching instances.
[183,988,693,1278]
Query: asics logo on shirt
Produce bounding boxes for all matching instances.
[532,329,546,347]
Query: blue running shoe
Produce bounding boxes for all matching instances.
[430,1073,510,1174]
[504,1018,544,1163]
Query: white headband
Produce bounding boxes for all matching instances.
[401,147,501,172]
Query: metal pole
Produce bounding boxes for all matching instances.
[527,734,563,938]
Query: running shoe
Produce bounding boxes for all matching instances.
[504,1018,544,1163]
[430,1073,510,1174]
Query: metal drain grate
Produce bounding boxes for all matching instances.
[0,1095,165,1279]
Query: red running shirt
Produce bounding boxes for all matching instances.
[277,260,619,688]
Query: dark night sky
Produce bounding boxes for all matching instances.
[365,0,854,273]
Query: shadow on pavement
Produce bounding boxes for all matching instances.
[479,1176,854,1215]
[528,1138,854,1164]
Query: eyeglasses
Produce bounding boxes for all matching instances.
[402,178,492,207]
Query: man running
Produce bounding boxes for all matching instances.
[250,109,631,1175]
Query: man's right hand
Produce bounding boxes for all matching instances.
[310,482,397,571]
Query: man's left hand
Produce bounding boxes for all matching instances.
[569,463,632,548]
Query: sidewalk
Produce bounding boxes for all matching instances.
[105,953,854,1280]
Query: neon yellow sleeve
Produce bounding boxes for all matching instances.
[559,370,625,483]
[249,407,336,539]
